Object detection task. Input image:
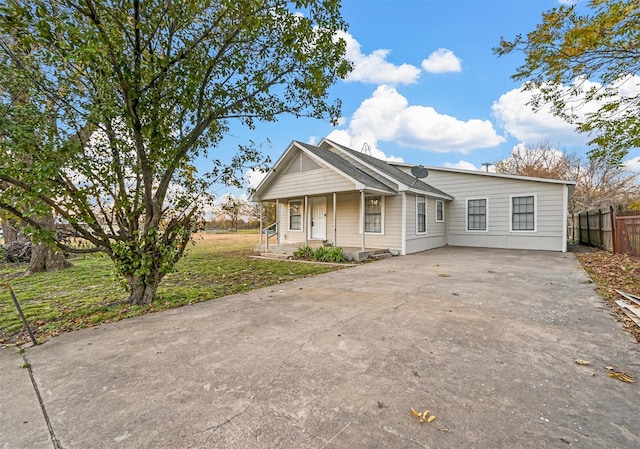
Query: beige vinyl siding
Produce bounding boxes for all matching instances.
[424,169,566,251]
[405,194,447,254]
[277,195,337,245]
[277,201,305,244]
[329,192,403,253]
[261,165,355,200]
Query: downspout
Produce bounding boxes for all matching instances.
[562,185,568,252]
[401,191,406,255]
[360,190,365,251]
[333,192,337,247]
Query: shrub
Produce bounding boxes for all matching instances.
[311,246,345,263]
[292,245,345,263]
[293,246,314,260]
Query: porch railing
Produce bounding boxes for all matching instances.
[262,221,278,251]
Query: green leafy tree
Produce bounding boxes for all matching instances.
[0,0,350,304]
[219,194,247,233]
[494,0,640,164]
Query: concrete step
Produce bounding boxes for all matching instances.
[259,252,292,260]
[369,252,393,261]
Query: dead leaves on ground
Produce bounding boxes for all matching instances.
[411,408,448,431]
[606,366,635,383]
[576,359,635,383]
[575,250,640,343]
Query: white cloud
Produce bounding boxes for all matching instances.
[492,76,640,146]
[329,85,504,156]
[443,160,480,171]
[244,168,267,188]
[421,48,462,74]
[624,157,640,173]
[336,30,421,85]
[492,86,587,144]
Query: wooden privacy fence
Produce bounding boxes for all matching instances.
[616,215,640,258]
[568,206,640,258]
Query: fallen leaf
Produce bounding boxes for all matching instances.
[608,371,635,383]
[428,415,436,423]
[575,359,591,366]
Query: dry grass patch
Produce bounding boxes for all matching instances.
[1,233,344,345]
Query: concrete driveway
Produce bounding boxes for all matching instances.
[1,247,639,449]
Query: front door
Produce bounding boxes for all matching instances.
[311,197,327,240]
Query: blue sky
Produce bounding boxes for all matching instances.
[212,0,640,199]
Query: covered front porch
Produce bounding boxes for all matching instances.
[253,189,399,262]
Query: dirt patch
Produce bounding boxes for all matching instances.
[573,245,640,343]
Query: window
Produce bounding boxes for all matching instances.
[511,195,535,231]
[467,198,487,231]
[289,200,302,231]
[416,196,426,233]
[435,200,444,222]
[365,196,383,233]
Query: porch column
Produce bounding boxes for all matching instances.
[360,190,365,251]
[259,202,263,246]
[304,195,309,247]
[275,199,280,245]
[333,192,337,246]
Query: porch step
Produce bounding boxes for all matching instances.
[259,252,292,260]
[369,251,393,261]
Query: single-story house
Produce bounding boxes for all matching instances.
[250,138,576,260]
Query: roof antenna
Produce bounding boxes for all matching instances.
[410,165,429,187]
[361,143,371,155]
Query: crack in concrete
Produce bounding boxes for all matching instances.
[195,366,286,447]
[319,420,351,449]
[19,347,65,449]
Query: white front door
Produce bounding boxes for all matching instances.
[311,197,327,240]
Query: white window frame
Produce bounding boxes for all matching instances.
[364,195,384,234]
[435,200,444,223]
[416,195,427,234]
[288,199,303,231]
[466,197,488,232]
[510,194,537,232]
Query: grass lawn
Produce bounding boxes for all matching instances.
[0,233,345,345]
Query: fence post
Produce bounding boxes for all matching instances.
[586,211,591,245]
[578,213,582,244]
[598,208,603,248]
[610,205,616,254]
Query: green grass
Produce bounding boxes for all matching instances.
[0,234,344,344]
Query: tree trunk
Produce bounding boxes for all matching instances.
[25,242,69,274]
[127,275,160,305]
[2,219,20,244]
[23,214,69,275]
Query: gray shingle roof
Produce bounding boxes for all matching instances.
[324,140,454,199]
